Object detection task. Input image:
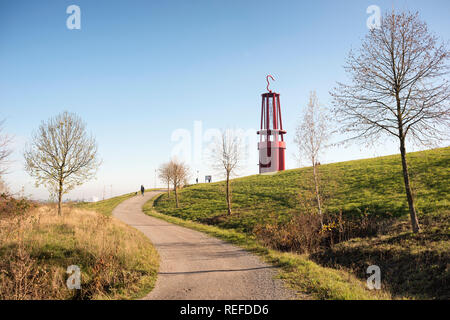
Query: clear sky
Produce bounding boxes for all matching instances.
[1,0,449,201]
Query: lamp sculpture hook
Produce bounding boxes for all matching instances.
[266,75,275,93]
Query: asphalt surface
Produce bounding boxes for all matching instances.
[112,190,298,300]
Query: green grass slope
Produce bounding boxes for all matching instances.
[144,198,390,300]
[77,189,161,217]
[76,193,135,216]
[154,147,449,233]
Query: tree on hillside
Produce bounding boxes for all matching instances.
[294,91,330,227]
[0,120,12,177]
[210,130,242,215]
[24,112,101,215]
[158,162,172,197]
[168,159,189,208]
[331,11,450,233]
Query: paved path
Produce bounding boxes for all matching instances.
[113,191,297,300]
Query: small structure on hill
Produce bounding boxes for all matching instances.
[257,75,286,173]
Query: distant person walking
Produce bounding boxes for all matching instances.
[141,185,145,196]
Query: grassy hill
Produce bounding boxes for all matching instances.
[76,192,135,216]
[76,189,159,217]
[155,147,449,232]
[152,147,450,299]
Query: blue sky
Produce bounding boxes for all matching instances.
[1,0,449,200]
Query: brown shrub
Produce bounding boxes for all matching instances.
[254,210,395,254]
[254,212,323,253]
[0,193,32,218]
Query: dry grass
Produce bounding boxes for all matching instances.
[0,203,159,300]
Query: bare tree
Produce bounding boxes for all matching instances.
[331,11,450,233]
[158,162,172,197]
[210,130,242,215]
[294,91,329,226]
[24,111,101,215]
[0,120,12,176]
[168,159,189,208]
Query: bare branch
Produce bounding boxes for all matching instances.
[330,10,449,233]
[209,129,242,215]
[294,91,330,223]
[0,120,13,176]
[331,11,450,147]
[162,159,189,208]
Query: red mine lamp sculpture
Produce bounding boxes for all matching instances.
[257,75,286,174]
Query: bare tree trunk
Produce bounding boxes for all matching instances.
[174,184,179,208]
[396,91,420,233]
[167,181,170,197]
[58,179,63,216]
[399,137,420,233]
[312,163,323,226]
[226,173,232,215]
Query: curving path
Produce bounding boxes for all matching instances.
[113,190,298,300]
